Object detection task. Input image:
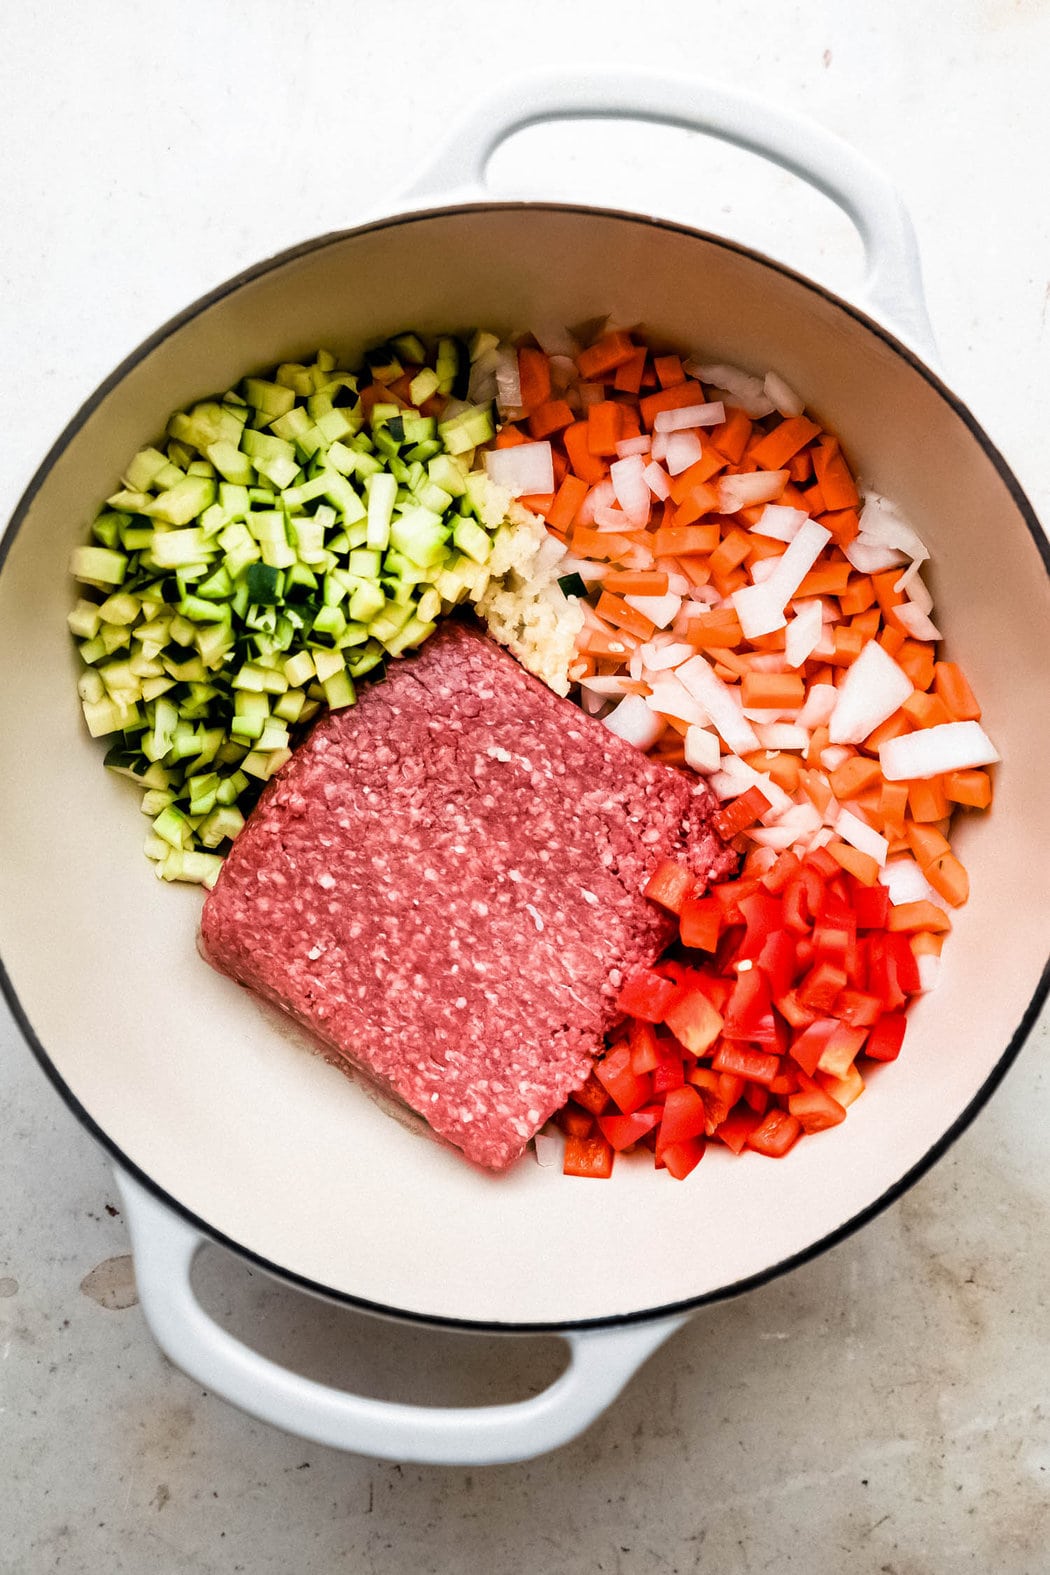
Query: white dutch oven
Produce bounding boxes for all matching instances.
[2,74,1048,1466]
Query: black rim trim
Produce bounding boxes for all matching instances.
[3,201,1049,1336]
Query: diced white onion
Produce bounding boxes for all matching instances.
[843,536,909,575]
[763,370,805,417]
[602,693,665,751]
[835,808,889,866]
[643,461,671,501]
[651,432,669,462]
[578,479,616,526]
[917,953,942,993]
[684,725,722,773]
[626,591,682,629]
[733,519,832,640]
[644,675,710,726]
[797,683,838,730]
[904,570,934,614]
[858,493,930,566]
[533,1130,563,1167]
[883,856,937,906]
[732,581,789,640]
[785,598,824,668]
[494,345,523,415]
[708,755,793,821]
[593,505,631,532]
[484,441,554,497]
[894,602,942,642]
[684,361,775,417]
[755,722,810,751]
[665,431,704,476]
[880,720,1000,781]
[640,640,693,671]
[654,401,726,433]
[718,469,790,513]
[615,435,651,458]
[748,801,822,849]
[752,504,809,543]
[580,675,635,698]
[828,640,913,745]
[531,324,579,359]
[821,745,854,772]
[610,454,652,526]
[677,654,761,755]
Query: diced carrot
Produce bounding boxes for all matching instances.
[808,663,836,689]
[768,754,803,793]
[904,822,951,867]
[749,416,823,471]
[604,569,670,596]
[897,640,936,692]
[886,900,951,934]
[879,625,907,658]
[872,570,909,633]
[596,590,657,641]
[685,609,744,649]
[576,624,635,658]
[820,508,861,548]
[829,754,882,801]
[672,483,722,524]
[827,626,865,667]
[709,646,751,680]
[710,406,752,464]
[494,423,529,448]
[652,524,720,556]
[517,346,551,412]
[708,527,752,580]
[577,331,638,379]
[901,690,953,729]
[864,710,911,753]
[588,401,624,457]
[639,381,707,429]
[564,421,608,483]
[908,776,950,823]
[812,435,860,510]
[518,492,555,516]
[612,345,647,394]
[946,768,992,809]
[826,840,880,886]
[740,671,806,709]
[745,535,789,565]
[800,768,833,816]
[806,725,831,768]
[839,574,876,616]
[801,481,827,515]
[796,559,852,598]
[910,930,945,958]
[528,399,575,439]
[787,448,814,484]
[669,451,727,501]
[547,474,589,533]
[619,405,643,442]
[712,566,749,598]
[926,852,969,908]
[653,353,685,388]
[570,528,635,561]
[850,608,881,642]
[934,661,982,721]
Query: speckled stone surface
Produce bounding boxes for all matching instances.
[4,2,1050,1570]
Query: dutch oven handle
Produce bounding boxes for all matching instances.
[399,70,938,361]
[115,1168,687,1465]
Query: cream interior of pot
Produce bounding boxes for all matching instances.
[1,206,1047,1326]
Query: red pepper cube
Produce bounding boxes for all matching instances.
[797,960,849,1015]
[644,858,696,915]
[616,965,678,1023]
[563,1134,615,1178]
[598,1106,662,1152]
[652,1044,687,1094]
[746,1108,804,1158]
[788,1084,847,1133]
[722,967,779,1048]
[661,1136,707,1180]
[816,1024,868,1080]
[787,1019,838,1077]
[713,785,772,840]
[835,989,883,1028]
[656,1084,708,1154]
[628,1018,660,1074]
[595,1043,654,1116]
[711,1041,781,1086]
[663,983,724,1055]
[679,894,722,952]
[714,1108,763,1154]
[756,927,798,1001]
[865,1013,908,1062]
[848,878,891,929]
[572,1070,612,1116]
[556,1103,594,1139]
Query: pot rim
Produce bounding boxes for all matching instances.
[3,199,1049,1335]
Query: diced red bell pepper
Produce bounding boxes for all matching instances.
[768,1064,800,1096]
[761,850,802,894]
[597,1105,662,1151]
[776,990,820,1031]
[663,983,724,1055]
[817,880,856,930]
[661,1137,707,1180]
[713,785,772,839]
[711,876,762,925]
[572,1070,612,1115]
[788,1084,847,1133]
[556,1103,594,1139]
[722,967,779,1048]
[644,858,696,914]
[847,878,891,929]
[628,1018,660,1074]
[756,927,798,1000]
[865,1012,908,1062]
[595,1043,653,1115]
[563,1133,615,1177]
[834,988,883,1028]
[679,894,722,952]
[865,933,921,1009]
[797,960,849,1014]
[736,891,784,960]
[742,1081,770,1115]
[652,1043,687,1094]
[714,1108,763,1154]
[656,1084,708,1152]
[711,1041,781,1085]
[746,1108,803,1158]
[616,966,678,1023]
[816,1024,868,1080]
[787,1018,838,1076]
[782,870,820,934]
[812,923,857,974]
[805,847,841,882]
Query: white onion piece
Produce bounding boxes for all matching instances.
[531,323,579,358]
[843,535,909,574]
[650,432,669,462]
[654,401,726,433]
[547,353,578,392]
[809,827,836,851]
[580,676,635,698]
[763,370,805,417]
[684,361,775,417]
[785,598,824,668]
[533,1130,563,1167]
[821,745,854,772]
[494,345,523,415]
[558,557,607,585]
[629,648,644,681]
[593,505,631,532]
[626,591,682,629]
[894,602,942,642]
[755,722,810,751]
[732,581,789,640]
[883,856,937,907]
[644,676,710,726]
[797,682,838,730]
[752,504,809,543]
[859,492,930,566]
[610,455,652,527]
[484,441,553,497]
[643,461,671,501]
[904,570,934,614]
[665,572,690,597]
[743,707,791,725]
[748,801,822,849]
[880,720,1000,781]
[684,725,721,773]
[718,469,790,513]
[602,693,665,750]
[578,479,616,526]
[749,557,781,586]
[641,640,694,671]
[580,689,607,715]
[467,347,500,403]
[828,640,913,745]
[615,435,651,458]
[747,652,790,674]
[835,808,888,866]
[733,519,832,639]
[708,756,793,821]
[677,655,761,755]
[665,431,704,475]
[917,953,942,993]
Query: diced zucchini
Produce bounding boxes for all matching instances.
[70,545,127,586]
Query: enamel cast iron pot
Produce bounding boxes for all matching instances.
[2,73,1049,1467]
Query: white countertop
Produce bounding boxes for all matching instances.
[3,3,1050,1570]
